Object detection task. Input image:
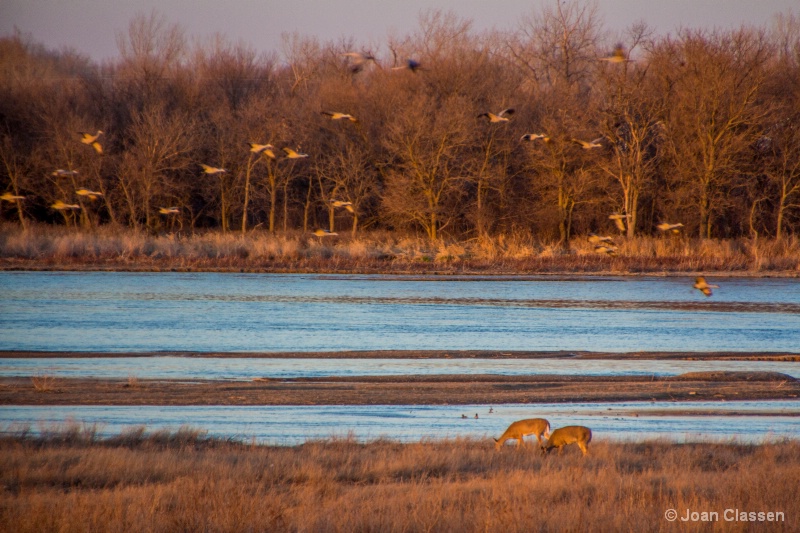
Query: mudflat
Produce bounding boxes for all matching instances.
[3,372,797,406]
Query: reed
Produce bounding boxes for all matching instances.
[1,224,798,274]
[1,427,797,532]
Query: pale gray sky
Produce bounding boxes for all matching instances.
[1,0,797,62]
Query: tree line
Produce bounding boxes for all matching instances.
[1,4,799,245]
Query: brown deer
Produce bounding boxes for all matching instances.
[541,426,592,456]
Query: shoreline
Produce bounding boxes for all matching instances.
[2,260,799,277]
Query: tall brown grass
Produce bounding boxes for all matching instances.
[1,223,799,273]
[1,427,797,532]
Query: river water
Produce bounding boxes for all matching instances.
[1,272,798,353]
[1,272,798,442]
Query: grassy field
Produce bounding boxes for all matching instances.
[1,428,797,532]
[2,224,799,274]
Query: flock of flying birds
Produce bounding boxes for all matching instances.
[3,44,705,286]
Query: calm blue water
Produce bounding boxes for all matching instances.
[1,272,798,353]
[2,402,797,444]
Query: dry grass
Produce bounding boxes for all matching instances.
[30,374,55,392]
[0,427,797,532]
[1,224,799,274]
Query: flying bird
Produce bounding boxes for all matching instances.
[330,199,355,213]
[248,143,276,159]
[283,147,309,159]
[572,137,604,149]
[80,130,103,154]
[0,192,25,202]
[520,133,551,143]
[594,244,618,256]
[75,188,103,200]
[693,276,719,297]
[159,207,180,215]
[343,51,377,73]
[312,229,338,237]
[392,58,424,73]
[608,213,630,232]
[657,222,684,234]
[51,200,80,210]
[201,164,227,175]
[478,108,515,123]
[588,233,614,245]
[599,44,634,64]
[52,169,79,177]
[321,111,358,123]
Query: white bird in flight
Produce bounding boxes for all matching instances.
[80,130,103,154]
[283,147,309,159]
[52,169,79,177]
[321,111,358,123]
[478,108,515,123]
[693,276,719,297]
[76,188,103,200]
[0,192,25,202]
[572,137,604,149]
[201,164,227,175]
[248,143,276,159]
[51,200,81,210]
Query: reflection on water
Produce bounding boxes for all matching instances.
[1,272,799,353]
[2,402,798,445]
[2,357,799,379]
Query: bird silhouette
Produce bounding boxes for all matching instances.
[330,199,355,213]
[51,200,80,210]
[80,131,103,154]
[75,188,103,200]
[657,222,684,234]
[201,164,227,175]
[392,58,424,73]
[572,137,604,149]
[0,192,25,202]
[343,51,377,73]
[693,276,719,297]
[283,147,309,159]
[478,108,515,123]
[52,169,79,177]
[321,111,358,122]
[599,44,634,64]
[248,143,276,159]
[595,244,618,256]
[608,213,630,232]
[520,133,551,143]
[588,233,614,245]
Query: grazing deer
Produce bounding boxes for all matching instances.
[541,426,592,456]
[494,418,551,450]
